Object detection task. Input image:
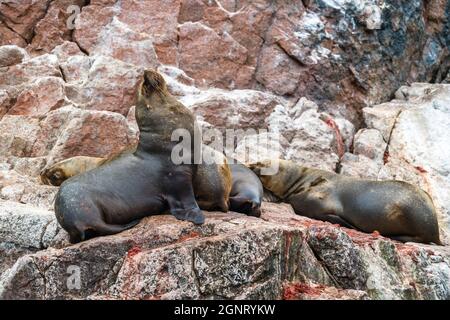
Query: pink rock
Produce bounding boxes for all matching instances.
[33,105,138,164]
[118,0,180,65]
[0,115,41,157]
[0,45,29,67]
[89,18,160,69]
[255,45,302,95]
[0,0,51,42]
[0,21,27,47]
[72,2,116,53]
[178,22,253,89]
[29,0,87,54]
[64,56,143,116]
[0,54,61,87]
[189,89,283,129]
[7,77,66,117]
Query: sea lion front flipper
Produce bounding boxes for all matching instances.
[165,170,205,225]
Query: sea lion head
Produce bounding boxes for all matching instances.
[40,166,68,186]
[137,69,167,102]
[40,156,106,186]
[247,159,290,198]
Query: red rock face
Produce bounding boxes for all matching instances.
[7,77,66,117]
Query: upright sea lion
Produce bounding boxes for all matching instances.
[42,144,232,213]
[249,159,441,244]
[227,158,264,217]
[54,70,204,243]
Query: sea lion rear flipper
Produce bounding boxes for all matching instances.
[390,235,442,245]
[324,214,357,229]
[83,219,141,241]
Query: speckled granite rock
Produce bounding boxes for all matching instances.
[1,202,449,300]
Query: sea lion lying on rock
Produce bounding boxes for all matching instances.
[227,158,264,217]
[249,159,442,245]
[54,70,205,243]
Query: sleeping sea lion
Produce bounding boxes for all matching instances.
[249,159,442,244]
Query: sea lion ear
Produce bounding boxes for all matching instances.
[143,70,166,93]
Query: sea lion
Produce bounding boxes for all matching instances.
[249,159,442,244]
[54,70,204,243]
[41,156,108,186]
[227,158,264,217]
[194,145,232,212]
[42,144,232,213]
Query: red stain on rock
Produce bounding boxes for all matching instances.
[415,166,428,173]
[127,246,142,258]
[324,117,345,158]
[177,231,201,243]
[343,228,383,245]
[283,282,325,300]
[383,150,390,164]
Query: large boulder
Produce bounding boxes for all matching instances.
[0,202,449,300]
[357,83,450,243]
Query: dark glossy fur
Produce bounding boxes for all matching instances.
[228,159,264,217]
[251,160,442,245]
[54,70,203,243]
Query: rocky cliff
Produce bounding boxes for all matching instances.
[1,0,450,299]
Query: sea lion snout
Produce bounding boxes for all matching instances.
[40,167,65,186]
[141,69,167,94]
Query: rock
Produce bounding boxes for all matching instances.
[65,56,143,116]
[0,21,27,48]
[339,153,381,179]
[363,102,404,142]
[287,108,340,172]
[0,0,51,42]
[188,89,285,129]
[0,45,29,67]
[51,41,85,63]
[28,0,87,54]
[255,45,302,96]
[118,0,181,65]
[0,105,138,165]
[362,83,450,244]
[353,129,387,162]
[87,17,160,69]
[73,0,180,65]
[233,132,289,164]
[0,200,59,249]
[32,105,139,165]
[386,84,450,243]
[0,53,61,87]
[2,0,448,126]
[283,282,369,300]
[0,115,41,157]
[1,202,449,300]
[7,77,66,117]
[178,22,253,89]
